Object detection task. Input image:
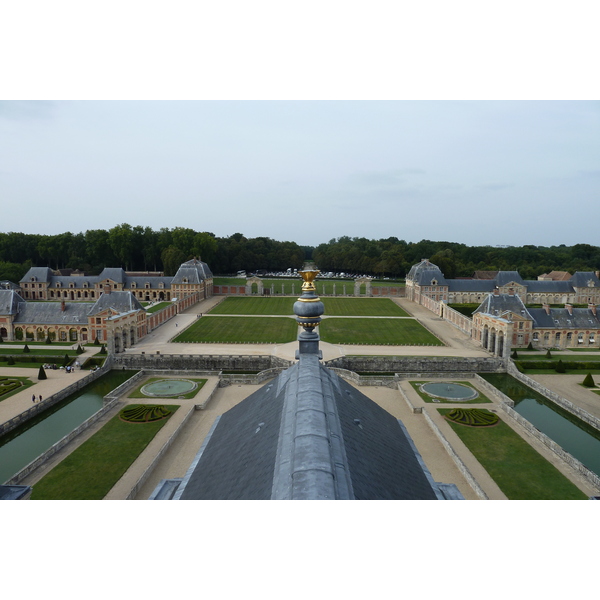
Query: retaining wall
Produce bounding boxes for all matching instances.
[111,353,292,372]
[0,358,114,438]
[497,401,600,491]
[507,362,600,431]
[324,356,504,374]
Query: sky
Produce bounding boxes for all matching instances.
[2,100,599,248]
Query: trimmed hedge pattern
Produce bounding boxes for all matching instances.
[446,408,499,427]
[120,404,171,423]
[0,377,24,397]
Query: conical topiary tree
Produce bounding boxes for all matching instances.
[99,344,107,355]
[582,373,595,388]
[555,359,566,373]
[63,354,70,367]
[545,349,552,359]
[511,350,519,359]
[527,342,533,350]
[23,344,30,353]
[94,336,100,346]
[45,335,52,344]
[7,356,15,365]
[38,365,47,380]
[76,344,84,355]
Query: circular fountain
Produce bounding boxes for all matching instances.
[141,379,198,397]
[420,382,479,401]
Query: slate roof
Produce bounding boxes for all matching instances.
[526,280,574,294]
[447,280,495,293]
[0,290,25,315]
[570,272,600,288]
[474,294,533,321]
[97,268,128,284]
[171,258,213,284]
[88,291,144,316]
[528,307,600,329]
[495,271,525,286]
[173,354,456,500]
[14,301,92,325]
[20,267,54,283]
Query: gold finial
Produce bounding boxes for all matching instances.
[299,268,320,293]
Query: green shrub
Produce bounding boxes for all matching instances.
[7,356,15,365]
[45,335,52,344]
[511,350,519,359]
[446,408,499,427]
[76,344,84,355]
[555,359,566,373]
[546,349,552,358]
[38,365,47,380]
[527,342,533,350]
[99,345,107,355]
[63,354,71,367]
[94,336,100,345]
[582,373,595,388]
[23,344,30,353]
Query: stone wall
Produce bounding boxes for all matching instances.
[441,304,473,336]
[0,358,114,438]
[506,362,600,431]
[370,286,405,297]
[324,356,504,374]
[497,401,600,491]
[111,353,292,372]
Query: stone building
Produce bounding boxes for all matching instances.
[18,258,213,303]
[0,287,146,350]
[472,293,600,353]
[406,258,600,306]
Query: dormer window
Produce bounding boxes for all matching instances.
[131,282,136,289]
[30,277,36,282]
[56,282,61,288]
[182,277,188,284]
[431,279,437,286]
[159,282,164,288]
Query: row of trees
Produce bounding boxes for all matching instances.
[1,227,599,282]
[312,238,600,279]
[0,226,308,280]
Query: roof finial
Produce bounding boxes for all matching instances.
[293,263,324,358]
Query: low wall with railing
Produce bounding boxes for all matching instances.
[0,357,114,438]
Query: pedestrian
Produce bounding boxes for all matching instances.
[39,395,42,402]
[32,394,36,403]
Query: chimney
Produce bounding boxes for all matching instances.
[104,283,111,295]
[542,303,550,315]
[493,288,499,296]
[565,303,573,315]
[61,300,66,312]
[589,303,597,317]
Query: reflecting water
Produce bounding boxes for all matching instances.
[480,373,600,476]
[0,370,137,484]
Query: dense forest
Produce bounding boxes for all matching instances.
[0,225,599,283]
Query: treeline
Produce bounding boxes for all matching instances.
[312,237,600,279]
[1,227,599,284]
[0,226,307,281]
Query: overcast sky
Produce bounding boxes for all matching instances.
[1,100,598,248]
[2,4,599,250]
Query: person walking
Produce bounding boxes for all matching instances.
[32,394,36,403]
[39,394,43,402]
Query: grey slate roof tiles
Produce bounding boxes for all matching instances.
[0,290,25,315]
[14,301,93,324]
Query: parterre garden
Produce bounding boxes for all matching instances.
[30,405,179,500]
[0,376,34,402]
[175,297,439,346]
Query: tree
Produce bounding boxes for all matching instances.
[38,365,47,380]
[108,223,136,270]
[161,246,186,276]
[582,373,595,388]
[23,344,30,353]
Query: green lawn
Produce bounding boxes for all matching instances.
[209,296,408,317]
[0,375,34,402]
[129,377,207,399]
[209,297,296,315]
[145,301,172,314]
[322,298,409,317]
[0,348,78,356]
[319,318,444,346]
[438,408,587,499]
[31,405,179,500]
[173,316,298,344]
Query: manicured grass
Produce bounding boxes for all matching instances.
[145,301,172,314]
[0,376,34,402]
[129,377,207,399]
[322,298,409,317]
[209,297,296,315]
[30,405,179,500]
[173,316,298,344]
[319,318,444,346]
[409,381,491,404]
[209,296,408,317]
[0,348,78,356]
[438,408,587,499]
[0,341,73,346]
